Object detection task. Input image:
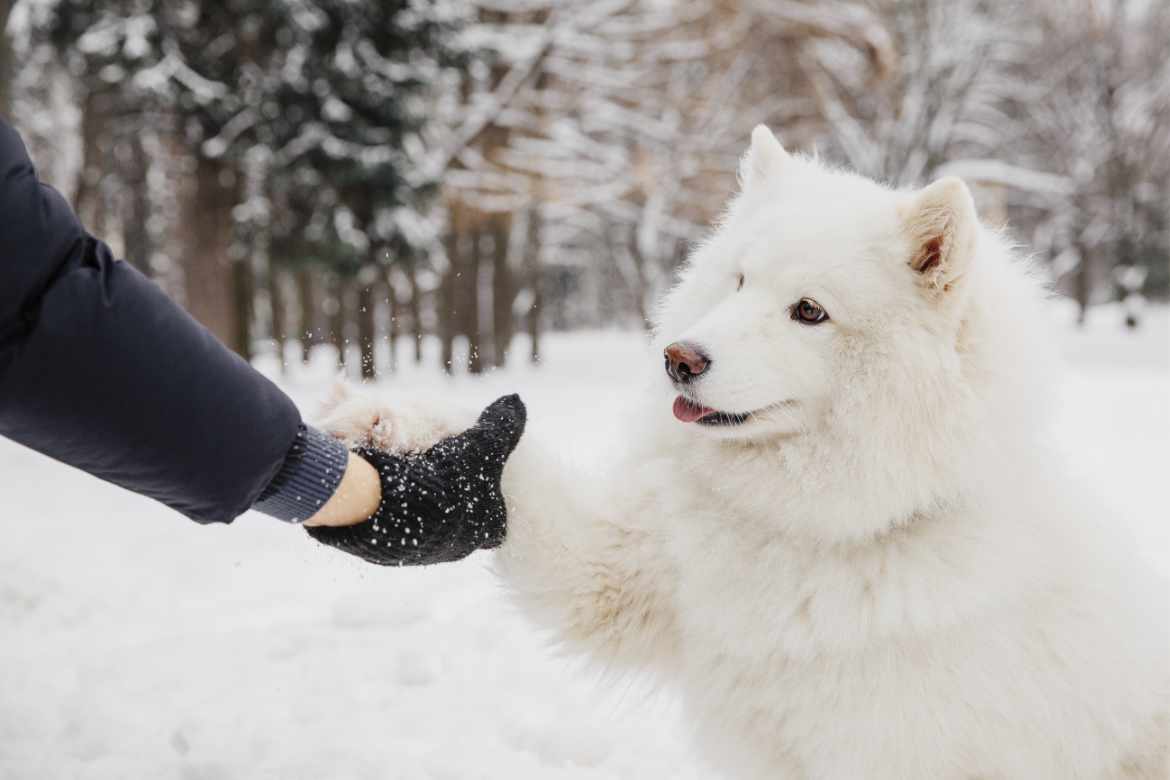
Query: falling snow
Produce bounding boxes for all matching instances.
[1,309,1166,778]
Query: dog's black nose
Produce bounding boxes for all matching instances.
[664,342,710,384]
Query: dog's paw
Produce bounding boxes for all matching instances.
[315,382,472,453]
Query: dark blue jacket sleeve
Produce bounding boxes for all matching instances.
[0,118,339,524]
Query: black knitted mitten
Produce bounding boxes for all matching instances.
[305,394,526,566]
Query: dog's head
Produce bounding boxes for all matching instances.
[654,126,990,445]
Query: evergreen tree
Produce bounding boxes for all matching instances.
[39,0,463,365]
[265,0,460,377]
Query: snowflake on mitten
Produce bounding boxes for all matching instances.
[305,394,526,566]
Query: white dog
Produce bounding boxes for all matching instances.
[322,127,1168,779]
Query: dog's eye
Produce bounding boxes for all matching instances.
[792,298,829,325]
[736,273,745,292]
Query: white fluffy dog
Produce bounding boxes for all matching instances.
[322,127,1168,779]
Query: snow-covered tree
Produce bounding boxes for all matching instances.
[1006,0,1170,321]
[800,0,1030,186]
[432,0,893,339]
[801,0,1169,317]
[259,0,461,376]
[12,0,1163,372]
[32,0,464,367]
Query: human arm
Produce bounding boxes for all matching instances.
[0,117,358,525]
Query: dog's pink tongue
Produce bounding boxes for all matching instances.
[673,396,715,423]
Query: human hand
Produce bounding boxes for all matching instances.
[304,395,527,565]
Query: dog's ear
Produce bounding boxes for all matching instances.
[899,177,978,300]
[739,125,790,191]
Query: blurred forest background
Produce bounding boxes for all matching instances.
[2,0,1167,378]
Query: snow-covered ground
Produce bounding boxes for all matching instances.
[2,304,1167,779]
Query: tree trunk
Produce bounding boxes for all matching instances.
[296,267,316,365]
[406,258,424,364]
[491,217,514,368]
[439,233,458,375]
[0,1,12,118]
[74,91,109,227]
[270,267,288,371]
[122,132,153,277]
[357,270,378,381]
[464,229,483,374]
[329,274,348,371]
[232,252,254,362]
[386,269,400,374]
[524,208,543,365]
[1073,243,1092,326]
[180,154,246,355]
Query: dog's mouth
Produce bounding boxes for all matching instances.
[672,396,754,426]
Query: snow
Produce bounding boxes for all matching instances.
[2,306,1167,779]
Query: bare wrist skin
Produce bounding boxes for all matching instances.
[302,451,381,527]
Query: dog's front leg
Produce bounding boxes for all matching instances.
[316,383,476,453]
[493,434,679,671]
[316,388,677,666]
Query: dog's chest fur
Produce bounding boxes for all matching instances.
[637,466,1166,779]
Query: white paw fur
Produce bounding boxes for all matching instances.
[315,382,474,453]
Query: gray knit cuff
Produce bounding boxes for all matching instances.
[253,424,349,523]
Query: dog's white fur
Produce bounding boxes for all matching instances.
[323,127,1168,779]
